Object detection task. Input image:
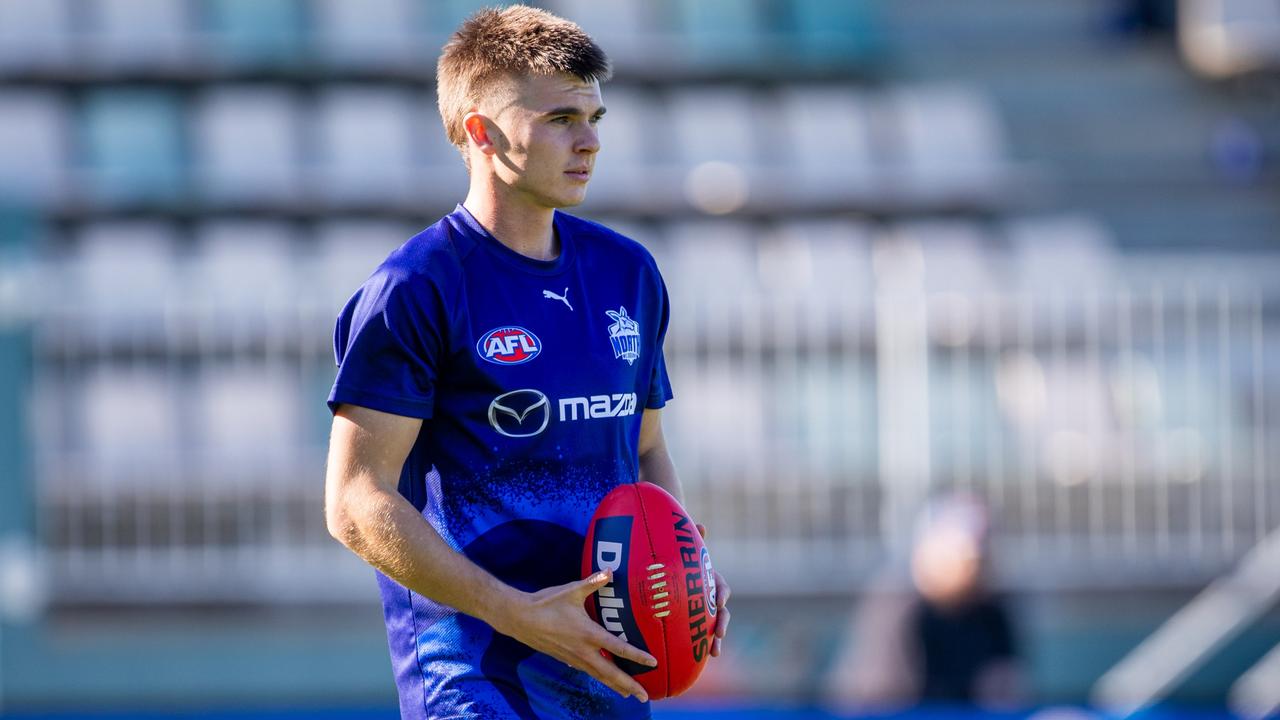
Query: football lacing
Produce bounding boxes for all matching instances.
[646,563,671,618]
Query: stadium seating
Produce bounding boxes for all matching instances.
[314,87,418,204]
[0,91,68,204]
[313,0,420,69]
[85,0,192,69]
[82,89,186,203]
[194,86,302,205]
[188,220,301,341]
[202,0,308,68]
[69,221,180,344]
[0,0,72,70]
[775,86,878,206]
[79,363,181,491]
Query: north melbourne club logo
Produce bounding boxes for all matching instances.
[606,307,640,366]
[477,326,542,365]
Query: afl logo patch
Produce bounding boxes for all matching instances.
[702,547,718,617]
[477,326,542,365]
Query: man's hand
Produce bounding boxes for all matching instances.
[696,523,732,658]
[496,569,657,703]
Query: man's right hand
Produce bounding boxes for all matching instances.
[495,569,657,703]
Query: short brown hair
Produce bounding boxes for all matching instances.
[436,5,611,159]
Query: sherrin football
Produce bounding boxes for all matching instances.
[582,481,718,700]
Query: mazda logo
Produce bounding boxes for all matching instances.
[487,389,550,438]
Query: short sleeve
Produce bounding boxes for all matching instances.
[327,267,446,419]
[646,268,674,409]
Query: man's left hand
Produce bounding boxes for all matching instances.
[695,523,731,658]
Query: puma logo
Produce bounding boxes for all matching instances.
[542,287,573,312]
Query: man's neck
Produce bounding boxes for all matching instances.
[462,186,559,262]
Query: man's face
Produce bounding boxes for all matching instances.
[477,72,604,209]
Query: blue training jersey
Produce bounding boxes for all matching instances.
[328,205,672,720]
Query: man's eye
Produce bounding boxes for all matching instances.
[552,116,571,124]
[589,115,603,125]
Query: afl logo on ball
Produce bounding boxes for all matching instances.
[702,547,717,617]
[477,326,542,365]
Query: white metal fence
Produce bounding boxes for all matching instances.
[19,221,1280,603]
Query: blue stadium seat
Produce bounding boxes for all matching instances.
[194,361,304,479]
[0,0,72,70]
[887,84,1011,206]
[201,0,308,67]
[315,87,417,204]
[666,87,761,212]
[786,0,885,67]
[776,86,878,205]
[86,0,192,69]
[667,0,767,69]
[667,87,759,166]
[189,221,300,335]
[314,0,419,69]
[71,221,180,341]
[79,363,181,488]
[0,92,68,205]
[82,89,186,203]
[193,86,300,205]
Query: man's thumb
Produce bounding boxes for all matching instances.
[580,568,613,596]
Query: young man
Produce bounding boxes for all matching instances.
[323,6,729,719]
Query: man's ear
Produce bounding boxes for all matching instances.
[464,112,496,155]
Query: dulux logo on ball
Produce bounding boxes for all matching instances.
[477,326,542,365]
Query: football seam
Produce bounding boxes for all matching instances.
[630,482,671,697]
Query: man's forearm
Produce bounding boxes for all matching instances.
[333,480,525,636]
[639,445,685,505]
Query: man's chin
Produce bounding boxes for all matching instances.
[549,189,589,209]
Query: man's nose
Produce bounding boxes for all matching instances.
[576,124,600,154]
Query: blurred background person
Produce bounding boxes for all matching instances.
[824,495,1026,711]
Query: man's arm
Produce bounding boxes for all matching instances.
[636,407,685,504]
[325,403,657,701]
[636,407,731,657]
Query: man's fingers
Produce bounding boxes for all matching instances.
[712,570,730,659]
[716,571,731,609]
[583,650,650,703]
[597,628,658,669]
[715,604,731,640]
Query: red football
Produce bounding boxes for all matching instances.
[582,481,719,699]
